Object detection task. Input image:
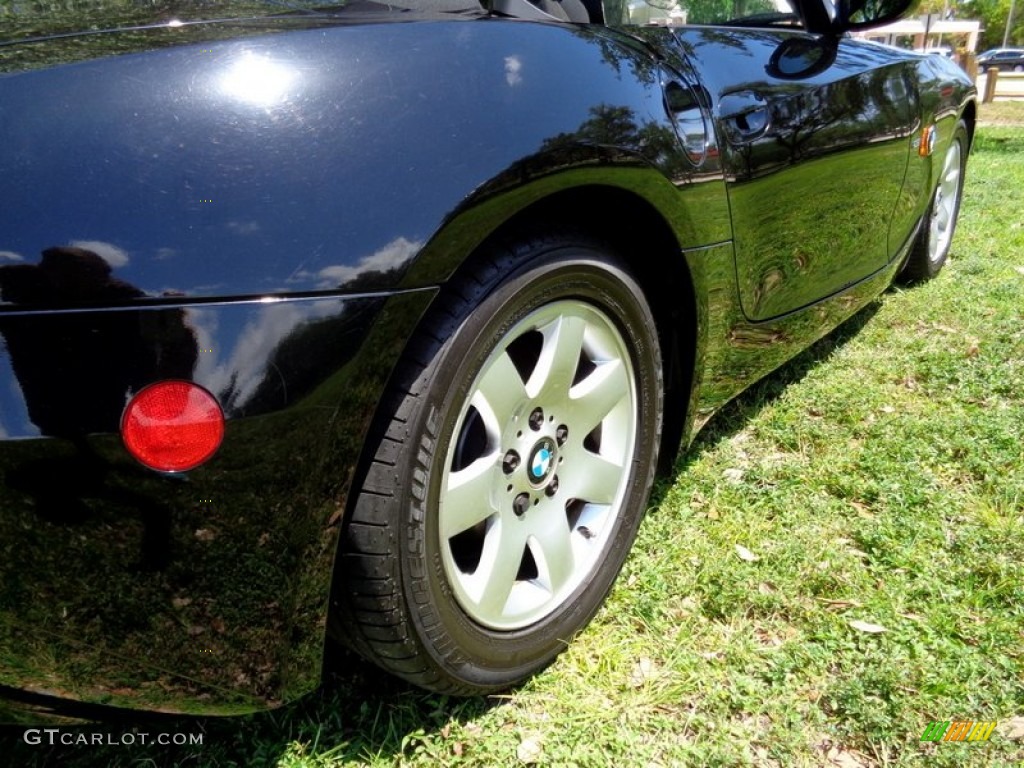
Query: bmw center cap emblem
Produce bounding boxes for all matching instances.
[528,438,556,484]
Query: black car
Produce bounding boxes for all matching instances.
[977,47,1024,72]
[0,0,975,719]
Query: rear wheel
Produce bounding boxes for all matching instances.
[899,119,968,283]
[331,235,663,694]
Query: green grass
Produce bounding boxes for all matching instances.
[3,121,1024,767]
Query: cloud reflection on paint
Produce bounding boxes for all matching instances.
[189,301,340,415]
[505,55,523,87]
[310,236,423,289]
[68,240,129,268]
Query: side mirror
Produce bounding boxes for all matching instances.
[767,36,840,80]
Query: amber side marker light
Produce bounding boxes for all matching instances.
[919,124,937,157]
[121,381,224,472]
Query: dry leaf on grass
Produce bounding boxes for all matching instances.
[817,598,862,611]
[999,716,1024,740]
[723,467,745,483]
[850,500,873,518]
[826,745,872,767]
[630,657,658,687]
[848,619,887,634]
[735,544,759,562]
[517,734,543,764]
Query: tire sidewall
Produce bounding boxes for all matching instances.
[900,118,969,283]
[399,246,662,689]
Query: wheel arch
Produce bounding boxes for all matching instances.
[429,183,698,477]
[960,99,977,151]
[326,181,701,691]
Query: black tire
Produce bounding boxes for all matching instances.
[330,234,663,694]
[899,119,968,283]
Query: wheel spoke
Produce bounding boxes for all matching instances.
[443,456,499,539]
[563,450,624,504]
[530,515,574,594]
[439,297,643,630]
[527,314,586,402]
[474,525,526,617]
[568,359,629,434]
[472,350,527,434]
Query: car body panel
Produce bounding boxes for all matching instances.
[669,28,917,321]
[1,19,727,305]
[0,290,434,715]
[0,6,976,719]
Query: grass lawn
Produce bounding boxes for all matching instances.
[3,103,1023,768]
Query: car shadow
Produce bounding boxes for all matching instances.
[653,297,883,503]
[1,650,498,766]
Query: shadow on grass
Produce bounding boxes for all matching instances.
[0,300,890,768]
[1,648,499,766]
[973,130,1024,154]
[658,298,884,495]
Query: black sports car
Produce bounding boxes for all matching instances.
[0,0,975,719]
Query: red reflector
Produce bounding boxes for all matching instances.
[121,381,224,472]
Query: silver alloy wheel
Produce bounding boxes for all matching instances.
[928,137,963,264]
[439,299,637,630]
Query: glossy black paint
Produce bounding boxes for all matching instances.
[1,19,723,305]
[0,9,975,718]
[0,289,434,714]
[670,29,916,321]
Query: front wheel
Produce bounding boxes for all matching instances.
[899,119,968,283]
[331,236,663,694]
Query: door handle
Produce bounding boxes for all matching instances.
[719,91,770,144]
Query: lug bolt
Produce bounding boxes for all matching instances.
[545,475,559,497]
[556,424,568,445]
[513,493,530,516]
[529,407,544,431]
[502,450,520,474]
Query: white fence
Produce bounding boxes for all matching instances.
[977,71,1024,102]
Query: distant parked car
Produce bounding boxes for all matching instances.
[977,48,1024,72]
